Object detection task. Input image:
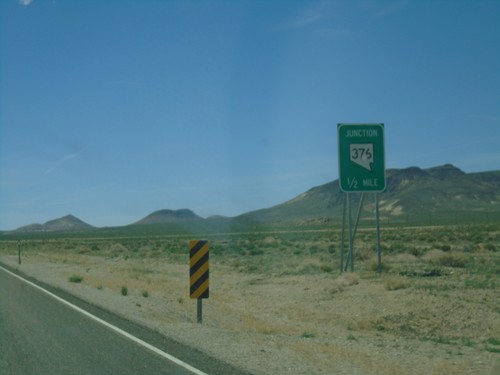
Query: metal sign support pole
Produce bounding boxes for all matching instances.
[344,193,365,272]
[352,193,365,241]
[347,193,353,271]
[197,299,203,324]
[375,193,382,273]
[340,193,347,272]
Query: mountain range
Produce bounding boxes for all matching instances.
[239,164,500,225]
[6,164,500,234]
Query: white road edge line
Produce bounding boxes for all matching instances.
[0,265,208,375]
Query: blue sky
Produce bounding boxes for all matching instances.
[1,0,499,230]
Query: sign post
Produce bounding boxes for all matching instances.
[189,240,209,323]
[338,124,385,272]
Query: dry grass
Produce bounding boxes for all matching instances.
[330,272,359,294]
[384,275,408,291]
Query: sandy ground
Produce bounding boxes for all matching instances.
[1,251,499,375]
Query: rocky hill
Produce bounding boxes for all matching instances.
[238,164,500,225]
[14,215,95,233]
[133,209,203,225]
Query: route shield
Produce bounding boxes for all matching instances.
[338,123,386,192]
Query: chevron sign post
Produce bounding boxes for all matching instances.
[189,240,209,323]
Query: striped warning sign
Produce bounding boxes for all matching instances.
[189,240,209,299]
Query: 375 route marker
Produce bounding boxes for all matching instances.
[338,123,386,192]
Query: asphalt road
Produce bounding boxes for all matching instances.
[0,265,251,375]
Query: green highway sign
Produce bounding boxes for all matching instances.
[338,123,386,192]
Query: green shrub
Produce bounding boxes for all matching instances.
[400,268,443,277]
[486,337,500,346]
[484,243,497,252]
[121,286,128,296]
[433,337,452,345]
[438,244,451,252]
[408,246,426,257]
[69,275,83,283]
[249,248,264,256]
[301,332,316,338]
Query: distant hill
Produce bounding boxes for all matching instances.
[134,209,203,225]
[238,164,500,225]
[14,215,95,233]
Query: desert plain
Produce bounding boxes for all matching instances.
[1,224,499,374]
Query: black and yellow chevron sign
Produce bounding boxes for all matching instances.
[189,240,209,299]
